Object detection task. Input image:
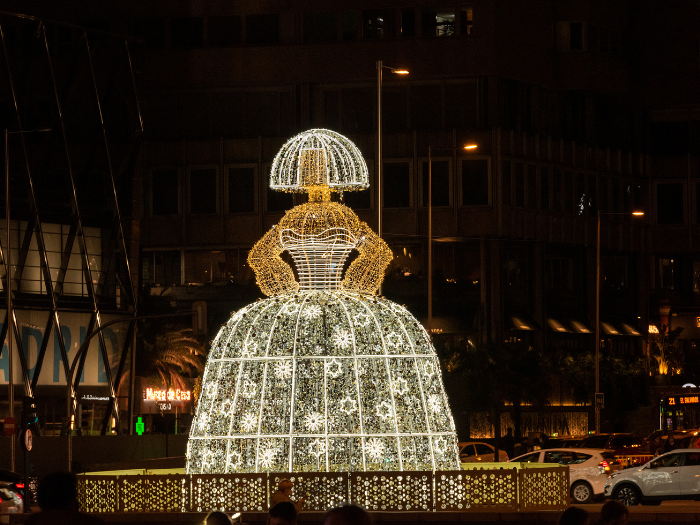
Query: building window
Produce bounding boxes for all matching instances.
[184,250,242,283]
[657,183,684,224]
[383,162,411,208]
[410,84,442,130]
[135,18,166,48]
[501,160,512,206]
[170,18,204,48]
[303,11,337,43]
[342,10,358,40]
[545,257,573,291]
[445,82,477,129]
[422,160,450,207]
[502,254,526,289]
[152,169,179,216]
[362,9,395,39]
[266,167,293,212]
[602,256,628,292]
[552,168,562,212]
[189,168,217,214]
[460,7,473,35]
[208,16,242,47]
[383,86,408,132]
[693,260,700,293]
[540,166,550,211]
[246,14,279,45]
[562,170,573,214]
[659,258,675,290]
[514,162,524,207]
[153,250,181,286]
[343,188,371,210]
[342,88,374,133]
[422,7,455,37]
[569,22,583,51]
[227,166,255,213]
[401,8,416,37]
[461,158,488,205]
[526,164,536,208]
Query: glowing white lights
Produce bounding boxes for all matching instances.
[186,130,459,475]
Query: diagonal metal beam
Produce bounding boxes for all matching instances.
[101,319,135,435]
[30,313,54,395]
[13,215,35,288]
[54,222,77,296]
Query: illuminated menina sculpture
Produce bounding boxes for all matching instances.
[187,129,460,473]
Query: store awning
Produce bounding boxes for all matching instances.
[547,318,571,333]
[570,319,591,334]
[508,313,541,331]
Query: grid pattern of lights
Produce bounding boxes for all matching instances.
[186,291,459,473]
[269,129,369,193]
[187,129,459,474]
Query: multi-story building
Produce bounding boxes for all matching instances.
[5,0,700,437]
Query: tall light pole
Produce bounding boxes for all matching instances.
[376,61,408,294]
[595,209,644,433]
[427,144,477,335]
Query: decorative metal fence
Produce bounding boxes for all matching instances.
[77,467,568,514]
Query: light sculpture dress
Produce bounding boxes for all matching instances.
[187,129,460,473]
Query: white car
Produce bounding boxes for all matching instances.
[459,442,509,464]
[604,448,700,505]
[511,448,617,503]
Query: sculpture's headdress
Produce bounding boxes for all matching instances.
[269,129,369,194]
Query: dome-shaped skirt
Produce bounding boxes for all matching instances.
[186,291,460,473]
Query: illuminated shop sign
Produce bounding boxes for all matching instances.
[144,388,192,402]
[667,396,700,406]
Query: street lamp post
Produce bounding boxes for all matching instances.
[376,61,408,294]
[594,210,644,433]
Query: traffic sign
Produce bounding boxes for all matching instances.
[3,416,15,436]
[20,428,32,452]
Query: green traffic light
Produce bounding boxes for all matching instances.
[136,416,145,436]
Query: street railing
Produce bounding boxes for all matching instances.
[77,466,568,513]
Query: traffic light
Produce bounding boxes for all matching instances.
[22,396,38,430]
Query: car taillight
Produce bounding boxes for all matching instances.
[15,483,24,489]
[599,460,610,472]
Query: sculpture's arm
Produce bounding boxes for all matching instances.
[247,226,299,296]
[341,222,393,294]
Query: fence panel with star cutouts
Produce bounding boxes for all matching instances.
[118,475,190,512]
[349,471,433,511]
[191,473,268,512]
[518,466,569,510]
[269,472,349,511]
[434,468,518,511]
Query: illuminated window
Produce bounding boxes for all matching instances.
[422,7,455,37]
[459,7,473,35]
[362,9,395,39]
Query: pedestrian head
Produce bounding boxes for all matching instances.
[668,435,676,444]
[278,478,293,494]
[37,471,79,511]
[600,500,629,524]
[205,510,232,525]
[558,506,590,525]
[269,501,297,525]
[322,504,373,525]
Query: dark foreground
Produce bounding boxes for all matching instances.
[7,505,700,525]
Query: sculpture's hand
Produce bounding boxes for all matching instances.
[341,223,392,294]
[248,226,300,296]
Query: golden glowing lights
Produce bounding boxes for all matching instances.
[463,144,478,150]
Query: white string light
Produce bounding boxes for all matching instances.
[187,130,459,474]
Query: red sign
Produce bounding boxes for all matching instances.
[3,416,15,436]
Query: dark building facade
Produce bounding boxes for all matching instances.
[4,0,700,437]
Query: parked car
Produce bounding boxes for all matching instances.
[459,442,509,463]
[510,448,618,503]
[0,469,36,514]
[578,433,650,467]
[605,448,700,505]
[547,436,585,449]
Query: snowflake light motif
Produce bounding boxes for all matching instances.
[433,436,448,455]
[205,383,217,398]
[219,398,235,418]
[275,360,293,379]
[304,412,324,432]
[332,328,353,349]
[309,438,327,458]
[226,450,243,470]
[197,413,210,432]
[241,413,257,432]
[376,401,393,420]
[241,379,257,398]
[423,361,436,380]
[385,332,403,349]
[282,302,300,315]
[241,339,258,358]
[353,312,371,327]
[201,450,215,471]
[428,394,442,413]
[258,447,277,469]
[325,358,343,378]
[340,396,358,414]
[393,377,409,396]
[365,438,385,461]
[303,304,322,319]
